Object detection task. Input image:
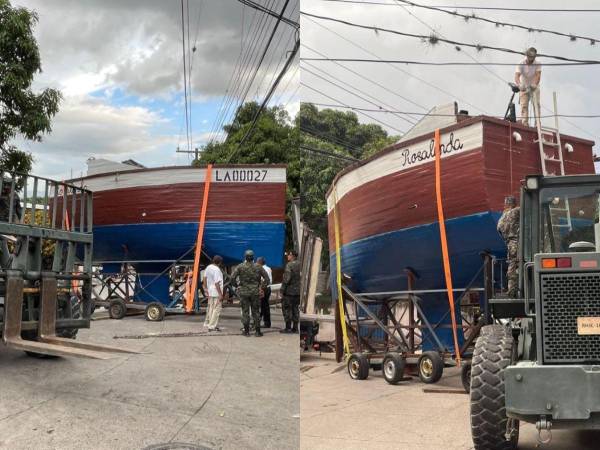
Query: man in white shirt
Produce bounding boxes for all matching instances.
[203,255,224,331]
[514,47,541,126]
[257,257,273,328]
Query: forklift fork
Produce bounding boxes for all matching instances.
[2,274,138,359]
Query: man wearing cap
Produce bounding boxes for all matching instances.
[497,196,520,297]
[514,47,541,126]
[280,250,301,334]
[230,249,271,337]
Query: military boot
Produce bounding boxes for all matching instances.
[291,321,299,334]
[243,325,250,337]
[255,327,263,337]
[280,321,292,333]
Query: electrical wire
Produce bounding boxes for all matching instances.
[180,0,190,152]
[236,0,299,28]
[300,11,600,63]
[300,144,359,162]
[227,39,300,162]
[300,57,599,66]
[317,1,600,13]
[309,102,600,119]
[302,63,417,126]
[301,81,406,133]
[303,15,489,114]
[320,0,600,43]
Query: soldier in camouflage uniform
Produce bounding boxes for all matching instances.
[230,249,270,337]
[280,250,301,334]
[497,196,520,297]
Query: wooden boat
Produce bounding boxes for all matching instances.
[327,112,595,349]
[70,159,287,303]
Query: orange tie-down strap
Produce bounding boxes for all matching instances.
[186,164,213,312]
[434,129,461,366]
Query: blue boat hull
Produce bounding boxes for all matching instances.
[331,211,506,351]
[94,221,286,268]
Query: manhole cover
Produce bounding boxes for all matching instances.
[143,444,212,450]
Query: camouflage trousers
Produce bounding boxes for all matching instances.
[506,239,519,297]
[282,295,300,323]
[240,294,260,329]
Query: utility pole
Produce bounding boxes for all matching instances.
[176,146,200,161]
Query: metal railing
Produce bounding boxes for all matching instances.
[0,172,93,233]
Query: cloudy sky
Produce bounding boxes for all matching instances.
[300,0,600,153]
[11,0,299,179]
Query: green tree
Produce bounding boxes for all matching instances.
[298,103,399,264]
[196,102,300,248]
[0,0,61,175]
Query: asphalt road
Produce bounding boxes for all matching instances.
[300,353,600,450]
[0,308,299,450]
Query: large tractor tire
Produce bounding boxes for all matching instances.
[470,324,519,450]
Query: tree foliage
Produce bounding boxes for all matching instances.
[298,103,400,264]
[0,0,61,175]
[196,102,299,247]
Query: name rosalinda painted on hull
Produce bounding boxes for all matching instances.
[327,122,483,210]
[400,133,464,168]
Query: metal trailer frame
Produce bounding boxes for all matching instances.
[91,262,212,321]
[336,253,498,387]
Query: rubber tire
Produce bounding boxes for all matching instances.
[461,360,472,393]
[417,351,444,384]
[470,324,519,450]
[145,302,165,322]
[382,352,406,385]
[108,298,127,320]
[347,353,369,380]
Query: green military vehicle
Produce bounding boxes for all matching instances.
[470,174,600,448]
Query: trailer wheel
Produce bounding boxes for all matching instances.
[108,298,127,320]
[347,353,369,380]
[382,352,405,385]
[145,302,165,322]
[417,351,444,383]
[461,360,472,393]
[470,325,519,450]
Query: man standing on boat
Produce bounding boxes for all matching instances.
[280,250,301,334]
[515,47,541,126]
[230,249,271,337]
[203,255,224,332]
[257,256,273,328]
[497,196,520,297]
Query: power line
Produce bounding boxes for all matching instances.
[302,62,416,126]
[309,101,600,119]
[300,144,359,162]
[236,0,299,28]
[186,0,193,155]
[180,0,190,152]
[301,124,362,154]
[303,15,488,114]
[396,1,600,144]
[208,2,274,143]
[317,1,600,12]
[300,57,599,66]
[302,43,427,120]
[301,81,406,133]
[320,0,600,43]
[227,38,300,162]
[233,0,292,122]
[300,11,600,63]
